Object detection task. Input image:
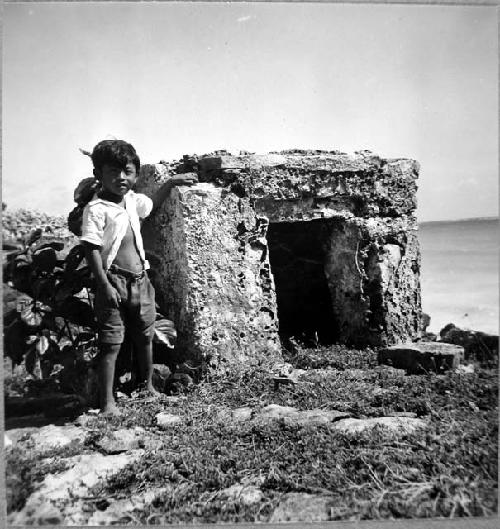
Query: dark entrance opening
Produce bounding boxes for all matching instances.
[267,219,338,346]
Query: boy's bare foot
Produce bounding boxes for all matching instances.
[132,382,163,400]
[100,402,122,416]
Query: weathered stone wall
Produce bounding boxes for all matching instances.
[137,149,422,368]
[137,165,281,370]
[323,217,421,347]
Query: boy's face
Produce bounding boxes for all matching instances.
[94,162,137,198]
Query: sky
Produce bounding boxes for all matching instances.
[2,2,498,222]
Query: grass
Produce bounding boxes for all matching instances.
[5,344,498,523]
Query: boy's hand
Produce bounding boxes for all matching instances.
[103,283,121,308]
[169,173,198,187]
[151,173,199,212]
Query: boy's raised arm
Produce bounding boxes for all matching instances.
[151,173,198,212]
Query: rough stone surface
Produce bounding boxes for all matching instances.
[156,412,182,428]
[269,492,333,523]
[26,424,87,452]
[255,404,349,426]
[152,363,172,393]
[217,484,263,506]
[331,417,426,436]
[378,342,464,373]
[8,451,144,525]
[232,406,254,421]
[95,428,141,454]
[138,168,281,370]
[439,323,498,362]
[86,487,169,526]
[137,150,422,368]
[4,426,39,447]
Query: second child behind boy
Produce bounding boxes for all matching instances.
[81,140,197,415]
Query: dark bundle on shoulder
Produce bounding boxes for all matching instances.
[67,148,101,236]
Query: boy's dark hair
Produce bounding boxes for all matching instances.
[91,140,140,174]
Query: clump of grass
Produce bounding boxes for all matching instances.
[284,343,379,370]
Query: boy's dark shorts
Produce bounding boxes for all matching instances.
[94,266,156,345]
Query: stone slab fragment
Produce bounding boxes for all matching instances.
[156,412,182,428]
[255,404,349,426]
[95,428,142,454]
[378,342,464,373]
[331,416,426,436]
[269,492,333,523]
[196,150,419,220]
[217,484,263,506]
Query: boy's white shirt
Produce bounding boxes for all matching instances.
[80,190,153,271]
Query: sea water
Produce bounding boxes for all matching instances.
[419,218,498,335]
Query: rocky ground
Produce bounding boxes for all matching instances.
[4,346,498,525]
[3,207,498,524]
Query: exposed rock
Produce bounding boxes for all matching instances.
[156,412,182,428]
[256,404,298,420]
[8,450,145,525]
[288,409,350,426]
[151,363,172,393]
[4,434,13,449]
[440,324,498,362]
[95,428,141,454]
[269,492,333,523]
[255,404,349,426]
[331,416,426,436]
[86,487,169,526]
[386,411,418,418]
[378,342,464,374]
[25,424,87,452]
[455,363,475,375]
[4,426,38,447]
[217,484,263,506]
[232,406,253,421]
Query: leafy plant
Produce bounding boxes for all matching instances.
[3,225,178,401]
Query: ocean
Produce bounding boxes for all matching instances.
[419,217,498,336]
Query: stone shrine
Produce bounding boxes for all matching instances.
[136,150,422,370]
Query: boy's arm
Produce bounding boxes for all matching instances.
[82,242,121,308]
[151,173,198,213]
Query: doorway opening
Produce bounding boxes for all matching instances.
[267,219,339,347]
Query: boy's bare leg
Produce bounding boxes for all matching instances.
[133,337,161,395]
[99,343,122,414]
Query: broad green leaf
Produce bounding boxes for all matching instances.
[58,336,73,349]
[64,244,86,274]
[20,301,50,328]
[154,328,175,348]
[36,335,50,356]
[25,228,43,247]
[33,240,65,253]
[32,247,57,273]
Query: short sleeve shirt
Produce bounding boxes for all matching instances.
[80,191,153,271]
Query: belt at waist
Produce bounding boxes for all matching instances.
[108,264,146,280]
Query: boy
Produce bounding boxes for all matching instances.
[80,139,197,415]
